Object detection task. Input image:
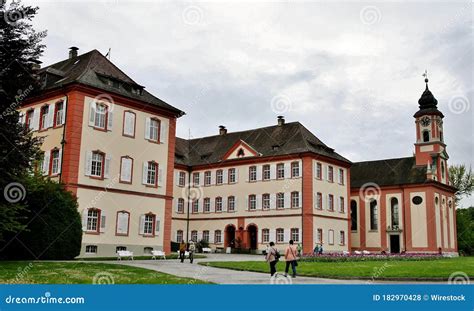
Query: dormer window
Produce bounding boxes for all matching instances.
[237,148,245,157]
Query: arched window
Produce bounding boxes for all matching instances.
[369,199,378,230]
[439,131,443,142]
[390,198,399,228]
[350,200,357,231]
[422,130,430,142]
[441,161,445,179]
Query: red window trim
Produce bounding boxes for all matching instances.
[147,117,161,143]
[25,108,34,130]
[227,196,235,212]
[328,194,334,211]
[339,230,345,245]
[176,230,184,243]
[276,162,285,179]
[38,104,49,132]
[338,168,345,185]
[85,208,101,235]
[216,169,223,185]
[92,103,109,132]
[204,171,211,186]
[49,147,61,177]
[177,171,186,187]
[262,164,271,181]
[316,162,322,180]
[214,230,222,244]
[228,168,236,183]
[328,166,334,183]
[119,156,134,184]
[291,191,299,209]
[145,161,159,188]
[290,161,299,178]
[53,100,64,129]
[89,150,106,180]
[215,197,223,213]
[316,192,323,210]
[115,210,130,236]
[248,194,256,211]
[143,212,156,237]
[317,228,323,244]
[248,166,257,182]
[177,198,185,214]
[339,196,345,213]
[275,228,284,244]
[122,110,136,138]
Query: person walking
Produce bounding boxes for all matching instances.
[284,240,298,278]
[188,240,196,263]
[179,240,187,263]
[265,242,279,276]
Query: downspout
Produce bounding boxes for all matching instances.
[186,166,191,243]
[58,93,68,183]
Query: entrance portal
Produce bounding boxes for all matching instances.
[225,225,236,248]
[390,235,400,253]
[247,224,258,250]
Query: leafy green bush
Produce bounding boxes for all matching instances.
[1,176,82,260]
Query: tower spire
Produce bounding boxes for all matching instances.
[422,70,429,90]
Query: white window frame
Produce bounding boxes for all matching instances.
[228,196,235,212]
[215,197,223,212]
[51,149,60,175]
[291,162,299,178]
[291,191,299,208]
[228,168,236,183]
[277,163,285,179]
[91,152,104,178]
[262,229,270,243]
[276,228,284,243]
[86,209,100,232]
[291,228,299,242]
[216,170,223,185]
[249,166,257,182]
[248,195,256,210]
[262,194,270,210]
[143,214,155,236]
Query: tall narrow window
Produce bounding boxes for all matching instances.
[178,171,186,187]
[55,101,64,126]
[214,230,222,243]
[276,193,284,209]
[216,170,223,185]
[193,172,200,186]
[339,196,345,213]
[328,194,334,211]
[94,103,107,129]
[203,198,210,213]
[249,166,257,182]
[204,171,211,186]
[123,111,136,137]
[91,152,104,178]
[370,199,378,230]
[291,228,299,242]
[116,211,130,236]
[50,149,60,175]
[86,209,100,232]
[339,231,345,245]
[191,230,198,242]
[317,228,323,243]
[145,162,158,186]
[176,230,183,243]
[228,196,235,212]
[262,229,270,243]
[248,195,256,210]
[148,118,160,142]
[120,156,133,183]
[328,166,334,182]
[441,161,445,179]
[316,162,322,179]
[351,200,357,231]
[328,229,334,245]
[202,231,209,242]
[291,191,299,208]
[143,214,155,236]
[262,194,270,210]
[263,165,271,180]
[316,192,322,210]
[177,198,185,213]
[215,197,222,212]
[192,200,199,213]
[391,198,399,228]
[338,168,344,185]
[276,163,285,179]
[276,228,284,243]
[26,109,34,130]
[40,105,49,130]
[228,168,236,183]
[423,130,430,142]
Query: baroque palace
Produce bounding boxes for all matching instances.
[18,48,458,257]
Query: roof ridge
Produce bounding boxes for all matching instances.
[353,156,414,164]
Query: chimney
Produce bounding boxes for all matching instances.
[69,46,79,59]
[277,115,285,126]
[219,125,227,135]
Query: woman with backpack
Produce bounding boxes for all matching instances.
[265,241,279,276]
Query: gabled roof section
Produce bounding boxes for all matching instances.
[222,139,260,161]
[350,156,427,188]
[175,121,351,167]
[36,49,183,116]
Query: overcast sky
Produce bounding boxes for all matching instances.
[25,0,473,206]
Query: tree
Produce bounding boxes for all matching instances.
[0,0,46,240]
[449,164,474,204]
[456,207,474,256]
[0,175,82,260]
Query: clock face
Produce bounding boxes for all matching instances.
[420,117,431,127]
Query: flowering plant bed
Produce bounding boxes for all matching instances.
[300,253,446,262]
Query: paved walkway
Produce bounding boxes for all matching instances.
[100,254,431,284]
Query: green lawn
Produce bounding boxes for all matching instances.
[77,253,205,261]
[201,257,474,279]
[0,262,211,284]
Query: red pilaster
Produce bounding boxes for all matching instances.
[302,156,314,254]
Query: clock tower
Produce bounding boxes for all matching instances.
[414,74,449,184]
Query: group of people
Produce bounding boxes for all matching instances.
[265,240,300,278]
[178,240,196,263]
